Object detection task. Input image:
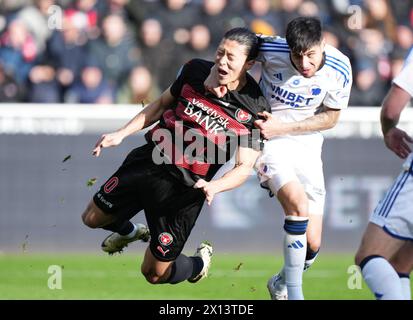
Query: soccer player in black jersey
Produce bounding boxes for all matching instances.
[81,28,271,286]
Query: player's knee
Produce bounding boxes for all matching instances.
[81,212,99,229]
[354,250,366,267]
[390,254,411,274]
[141,267,165,285]
[283,200,308,217]
[143,273,161,284]
[81,204,100,229]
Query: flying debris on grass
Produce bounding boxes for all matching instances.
[21,235,29,253]
[234,262,243,271]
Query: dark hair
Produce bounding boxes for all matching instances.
[223,27,259,61]
[286,17,322,54]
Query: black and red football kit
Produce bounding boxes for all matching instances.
[93,59,270,261]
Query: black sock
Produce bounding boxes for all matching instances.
[102,220,134,236]
[306,246,319,261]
[397,272,410,279]
[167,254,204,284]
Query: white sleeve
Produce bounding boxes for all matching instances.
[256,35,267,63]
[257,35,286,63]
[257,49,265,63]
[323,64,353,110]
[393,59,413,97]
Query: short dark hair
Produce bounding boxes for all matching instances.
[286,17,322,54]
[223,27,259,61]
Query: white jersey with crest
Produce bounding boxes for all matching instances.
[255,36,353,215]
[257,35,352,126]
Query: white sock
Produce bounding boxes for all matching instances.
[398,274,411,300]
[278,248,318,284]
[283,216,308,300]
[123,223,137,239]
[361,256,405,300]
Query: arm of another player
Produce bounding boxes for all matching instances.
[193,146,260,205]
[254,106,340,139]
[381,84,413,159]
[92,87,175,156]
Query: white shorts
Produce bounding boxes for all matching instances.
[370,154,413,240]
[256,134,326,215]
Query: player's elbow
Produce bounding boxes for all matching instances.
[380,106,399,123]
[327,115,339,129]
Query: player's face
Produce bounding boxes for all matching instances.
[214,39,251,85]
[290,40,325,78]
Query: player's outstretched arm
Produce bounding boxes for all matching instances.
[92,87,175,156]
[381,84,413,159]
[194,146,260,205]
[254,107,340,139]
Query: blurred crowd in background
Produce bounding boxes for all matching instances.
[0,0,412,106]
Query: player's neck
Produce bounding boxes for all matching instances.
[227,75,247,91]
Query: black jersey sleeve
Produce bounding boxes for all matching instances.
[170,62,189,98]
[236,78,271,151]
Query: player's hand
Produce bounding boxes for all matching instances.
[92,131,125,157]
[254,111,285,139]
[384,127,413,159]
[204,65,227,98]
[193,179,218,206]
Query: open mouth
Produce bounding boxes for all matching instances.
[218,68,228,76]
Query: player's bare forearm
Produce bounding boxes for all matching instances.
[117,87,175,138]
[210,147,259,193]
[380,84,410,135]
[289,107,341,133]
[255,107,340,139]
[193,147,259,205]
[93,88,175,156]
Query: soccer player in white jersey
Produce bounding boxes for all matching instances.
[205,17,352,300]
[355,50,413,300]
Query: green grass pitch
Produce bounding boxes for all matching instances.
[0,252,404,300]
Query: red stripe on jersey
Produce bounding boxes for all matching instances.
[149,127,210,176]
[180,84,250,136]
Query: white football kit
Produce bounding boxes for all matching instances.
[370,51,413,240]
[256,36,353,215]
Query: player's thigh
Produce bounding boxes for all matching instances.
[307,214,323,250]
[390,241,413,273]
[275,180,309,216]
[92,145,156,221]
[143,178,205,263]
[355,223,405,264]
[141,247,174,283]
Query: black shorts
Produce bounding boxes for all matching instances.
[93,144,206,261]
